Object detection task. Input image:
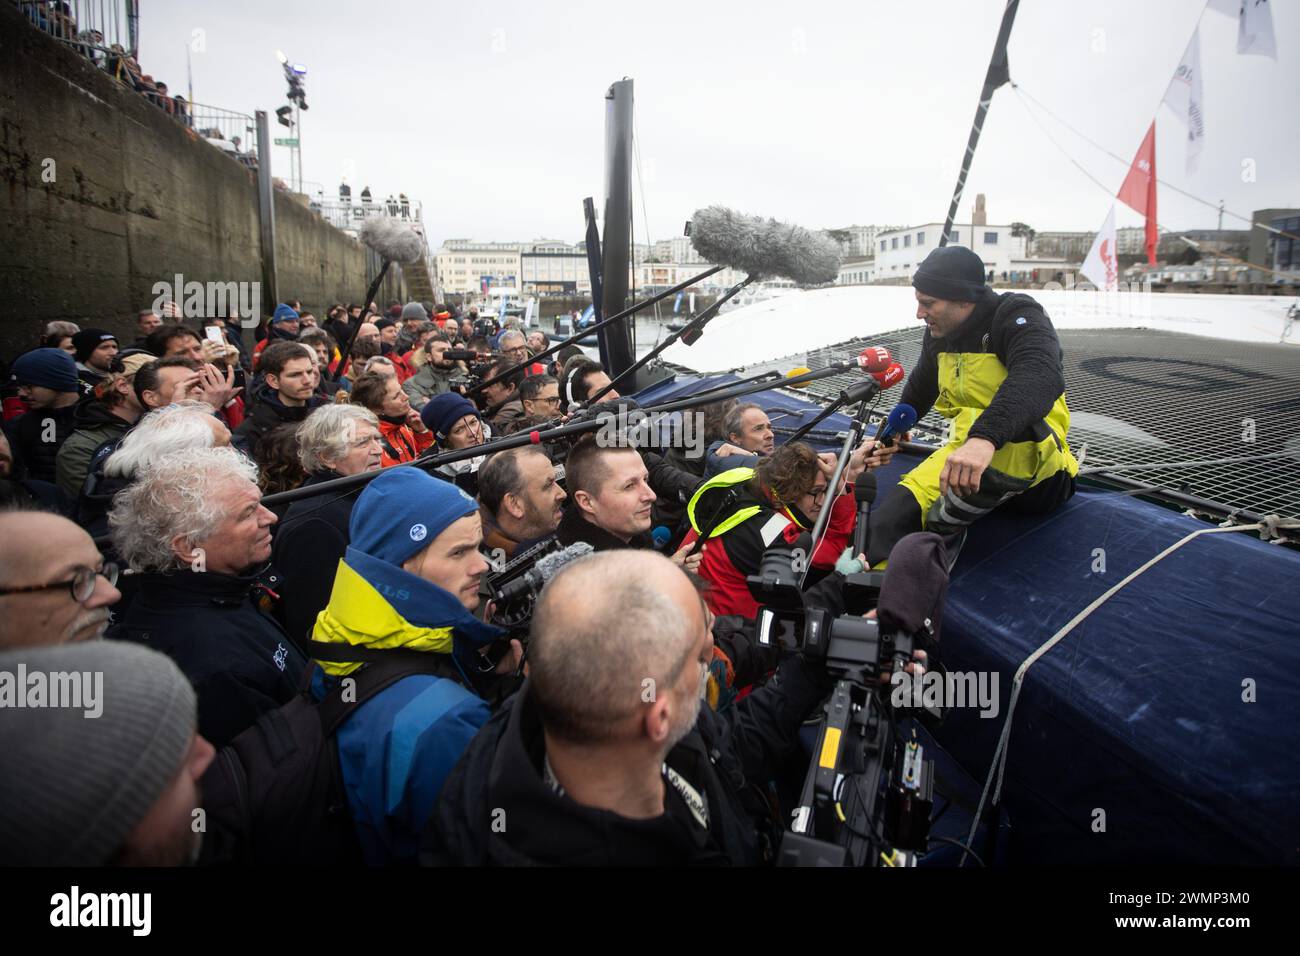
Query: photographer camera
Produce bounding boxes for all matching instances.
[749,532,950,867]
[421,549,835,866]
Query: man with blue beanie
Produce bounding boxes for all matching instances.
[5,348,84,484]
[310,466,519,864]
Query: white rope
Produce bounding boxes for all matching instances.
[960,518,1300,865]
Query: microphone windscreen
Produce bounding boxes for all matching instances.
[880,403,918,441]
[871,362,905,390]
[689,206,841,285]
[651,526,672,550]
[358,217,425,264]
[784,367,812,387]
[857,346,892,373]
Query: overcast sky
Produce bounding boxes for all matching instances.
[141,0,1299,248]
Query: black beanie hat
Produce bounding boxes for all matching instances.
[71,328,118,363]
[911,246,988,302]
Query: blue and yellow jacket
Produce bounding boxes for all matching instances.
[311,546,503,865]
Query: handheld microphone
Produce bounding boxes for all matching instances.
[491,541,594,604]
[651,526,672,551]
[850,472,877,563]
[874,403,918,447]
[688,206,841,285]
[871,362,905,391]
[856,347,892,373]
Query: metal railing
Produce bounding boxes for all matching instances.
[188,102,259,170]
[315,198,424,233]
[14,0,138,61]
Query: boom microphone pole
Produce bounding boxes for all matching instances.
[340,218,426,367]
[583,206,842,406]
[261,359,873,507]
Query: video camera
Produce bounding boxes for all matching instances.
[746,536,939,867]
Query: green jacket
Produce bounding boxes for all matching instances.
[55,404,132,498]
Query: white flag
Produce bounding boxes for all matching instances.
[1162,27,1205,173]
[1081,206,1119,292]
[1207,0,1277,59]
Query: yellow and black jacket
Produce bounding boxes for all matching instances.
[899,289,1078,489]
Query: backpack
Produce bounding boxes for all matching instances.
[198,642,466,865]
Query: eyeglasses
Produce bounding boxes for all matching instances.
[808,484,829,504]
[0,564,119,604]
[533,395,561,406]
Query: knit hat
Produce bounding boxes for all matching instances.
[349,467,479,567]
[271,303,300,325]
[911,246,988,302]
[10,348,80,393]
[400,301,428,322]
[374,316,398,332]
[420,392,478,439]
[71,328,118,363]
[0,641,197,866]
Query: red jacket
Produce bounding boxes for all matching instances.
[681,489,856,619]
[376,418,434,468]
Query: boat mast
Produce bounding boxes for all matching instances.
[939,0,1020,248]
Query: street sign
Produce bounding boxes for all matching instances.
[274,137,299,146]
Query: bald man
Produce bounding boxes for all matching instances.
[423,550,833,866]
[0,510,122,648]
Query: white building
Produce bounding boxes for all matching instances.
[522,246,592,296]
[825,224,903,259]
[843,222,1028,283]
[650,236,705,264]
[434,240,523,296]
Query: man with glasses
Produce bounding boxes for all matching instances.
[518,374,560,422]
[0,509,121,649]
[479,357,525,432]
[422,550,834,866]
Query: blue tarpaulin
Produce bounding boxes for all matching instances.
[635,373,1300,864]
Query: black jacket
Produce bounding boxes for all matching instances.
[899,289,1066,449]
[232,386,321,457]
[422,653,831,866]
[3,400,81,484]
[271,471,360,652]
[113,568,307,747]
[555,503,654,551]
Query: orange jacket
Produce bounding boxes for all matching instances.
[376,418,435,468]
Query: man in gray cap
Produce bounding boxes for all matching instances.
[865,245,1079,567]
[0,640,215,865]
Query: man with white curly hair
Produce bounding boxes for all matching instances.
[109,445,306,747]
[76,400,230,541]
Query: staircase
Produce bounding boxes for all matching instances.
[400,252,437,305]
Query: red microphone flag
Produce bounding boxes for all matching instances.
[1117,121,1158,266]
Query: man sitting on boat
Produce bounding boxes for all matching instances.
[867,245,1078,567]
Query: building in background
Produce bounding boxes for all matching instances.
[434,240,522,295]
[1248,209,1300,279]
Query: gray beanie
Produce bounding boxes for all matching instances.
[0,641,197,865]
[400,301,428,322]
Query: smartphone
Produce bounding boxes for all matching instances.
[204,326,225,344]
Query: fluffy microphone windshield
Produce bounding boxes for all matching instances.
[690,206,841,286]
[358,217,425,264]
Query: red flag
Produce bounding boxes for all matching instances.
[1117,121,1158,266]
